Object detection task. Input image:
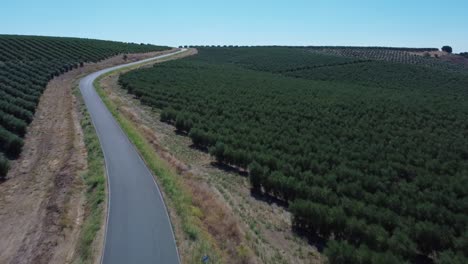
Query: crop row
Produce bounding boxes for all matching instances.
[185,45,438,52]
[0,35,170,177]
[307,47,468,72]
[119,48,468,263]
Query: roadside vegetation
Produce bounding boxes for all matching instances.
[119,47,468,263]
[73,87,106,264]
[94,66,227,263]
[0,35,169,178]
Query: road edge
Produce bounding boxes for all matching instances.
[73,83,108,264]
[82,49,189,264]
[93,50,227,263]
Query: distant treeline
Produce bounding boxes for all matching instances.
[181,45,438,52]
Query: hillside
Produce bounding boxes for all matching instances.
[119,47,468,263]
[0,35,170,177]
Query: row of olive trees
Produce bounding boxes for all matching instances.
[119,47,468,263]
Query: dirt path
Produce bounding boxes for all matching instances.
[0,49,178,264]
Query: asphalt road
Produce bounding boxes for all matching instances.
[79,50,186,264]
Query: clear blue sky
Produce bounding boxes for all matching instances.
[1,0,467,52]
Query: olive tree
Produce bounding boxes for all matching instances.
[442,46,453,53]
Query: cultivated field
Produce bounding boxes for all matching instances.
[0,35,169,178]
[1,36,468,264]
[0,35,171,263]
[118,47,468,263]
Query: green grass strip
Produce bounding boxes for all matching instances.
[73,87,106,264]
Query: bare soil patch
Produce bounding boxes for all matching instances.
[0,49,178,264]
[409,50,448,58]
[410,50,468,66]
[99,51,322,264]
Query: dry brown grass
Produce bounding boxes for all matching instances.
[187,178,254,264]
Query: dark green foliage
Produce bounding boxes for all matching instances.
[411,221,453,255]
[324,240,356,264]
[248,161,263,192]
[0,154,8,178]
[0,125,23,157]
[387,228,418,259]
[174,113,193,133]
[188,47,358,72]
[209,142,226,163]
[436,250,468,264]
[325,240,407,264]
[189,128,215,148]
[0,34,170,176]
[0,110,27,136]
[0,98,33,122]
[454,230,468,256]
[160,108,177,123]
[324,240,406,264]
[285,60,468,95]
[119,47,468,263]
[442,46,453,53]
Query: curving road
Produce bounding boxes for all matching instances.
[79,49,186,264]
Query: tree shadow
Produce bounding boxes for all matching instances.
[189,144,209,154]
[249,188,328,251]
[291,225,327,252]
[210,161,248,177]
[249,189,289,209]
[412,255,434,264]
[175,129,188,136]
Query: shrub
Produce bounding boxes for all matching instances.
[324,240,356,264]
[442,46,453,53]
